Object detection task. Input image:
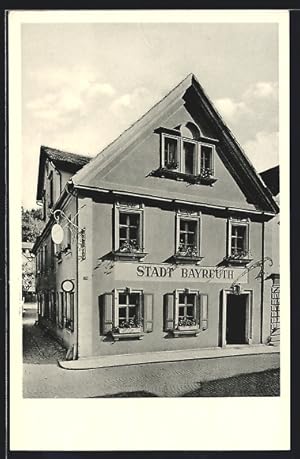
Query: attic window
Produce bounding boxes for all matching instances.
[49,172,54,208]
[157,128,218,185]
[164,137,179,169]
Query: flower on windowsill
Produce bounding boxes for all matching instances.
[200,168,214,178]
[177,317,197,328]
[176,244,199,257]
[229,249,252,260]
[112,316,143,333]
[119,239,142,253]
[165,160,179,170]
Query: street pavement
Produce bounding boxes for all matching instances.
[23,306,280,398]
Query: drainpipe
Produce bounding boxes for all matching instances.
[260,219,265,344]
[73,192,79,359]
[65,180,78,360]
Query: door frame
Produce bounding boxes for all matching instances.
[221,289,253,347]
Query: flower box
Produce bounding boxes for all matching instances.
[177,325,199,331]
[118,326,143,334]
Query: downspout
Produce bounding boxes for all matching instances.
[74,191,79,359]
[260,219,265,344]
[66,180,78,360]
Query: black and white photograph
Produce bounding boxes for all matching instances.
[8,9,290,452]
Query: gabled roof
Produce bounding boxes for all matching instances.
[71,73,196,187]
[260,165,279,197]
[70,73,279,214]
[36,145,91,201]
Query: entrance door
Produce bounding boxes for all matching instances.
[226,294,247,344]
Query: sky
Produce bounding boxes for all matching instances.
[21,22,279,209]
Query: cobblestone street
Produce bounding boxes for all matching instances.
[23,306,280,398]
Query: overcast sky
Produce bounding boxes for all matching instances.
[22,22,279,209]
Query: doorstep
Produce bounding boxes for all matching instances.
[58,344,279,370]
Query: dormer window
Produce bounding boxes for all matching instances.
[183,141,196,175]
[162,135,179,169]
[155,125,218,186]
[49,171,54,208]
[200,145,214,176]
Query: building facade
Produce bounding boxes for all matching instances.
[22,242,36,302]
[33,74,279,360]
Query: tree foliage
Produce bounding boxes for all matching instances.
[22,207,44,243]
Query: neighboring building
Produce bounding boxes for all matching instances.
[260,165,280,346]
[22,242,36,302]
[33,73,279,360]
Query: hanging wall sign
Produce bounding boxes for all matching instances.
[61,279,75,293]
[51,223,64,245]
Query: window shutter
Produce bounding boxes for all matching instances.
[164,293,175,331]
[101,293,114,335]
[143,293,154,332]
[196,294,201,326]
[56,293,59,323]
[175,214,180,252]
[113,203,119,251]
[200,294,208,330]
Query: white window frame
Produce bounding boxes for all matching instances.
[175,210,202,257]
[160,133,216,177]
[174,289,199,328]
[227,217,250,258]
[114,202,145,252]
[200,142,215,175]
[113,288,143,328]
[182,138,198,175]
[161,133,181,169]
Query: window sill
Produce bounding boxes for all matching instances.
[151,168,218,186]
[113,250,148,261]
[173,254,204,264]
[172,327,200,337]
[224,257,253,267]
[111,331,144,341]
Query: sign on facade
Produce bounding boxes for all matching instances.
[113,263,248,283]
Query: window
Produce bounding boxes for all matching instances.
[178,292,197,326]
[49,172,54,208]
[164,137,178,169]
[227,218,252,265]
[44,245,48,273]
[50,240,55,269]
[100,290,154,336]
[113,202,146,260]
[231,225,246,255]
[179,219,197,250]
[44,291,49,318]
[200,145,213,175]
[175,211,202,262]
[119,213,139,251]
[36,250,40,274]
[58,292,64,327]
[65,292,74,331]
[66,215,72,251]
[42,190,47,220]
[117,292,142,328]
[183,141,196,174]
[158,128,217,185]
[51,291,56,322]
[164,290,208,336]
[37,293,42,315]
